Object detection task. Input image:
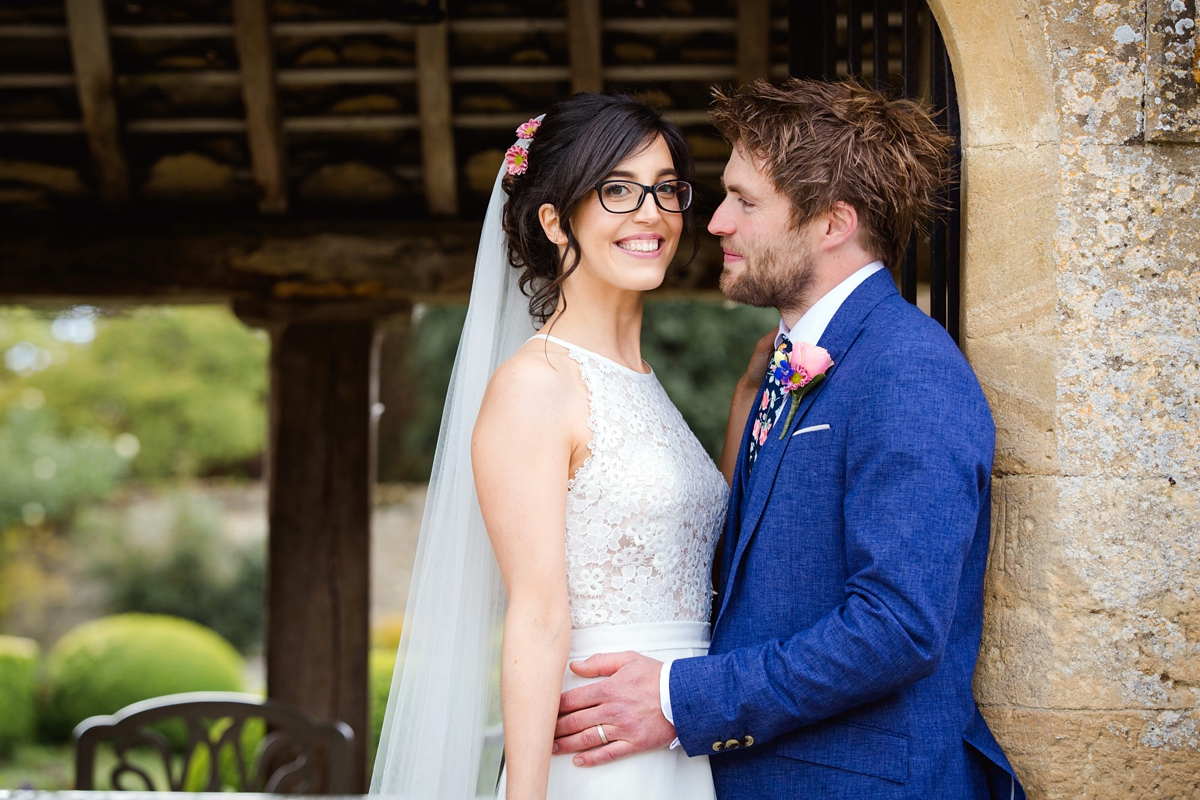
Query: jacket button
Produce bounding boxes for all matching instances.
[741,735,755,747]
[724,739,740,750]
[712,741,723,752]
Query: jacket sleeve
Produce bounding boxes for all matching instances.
[669,336,995,756]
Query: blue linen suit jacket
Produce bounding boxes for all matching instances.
[670,271,1025,799]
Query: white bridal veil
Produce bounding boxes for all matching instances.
[370,132,539,798]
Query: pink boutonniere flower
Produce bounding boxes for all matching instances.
[772,342,833,439]
[504,143,530,175]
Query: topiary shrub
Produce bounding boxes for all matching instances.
[0,635,39,756]
[44,613,244,743]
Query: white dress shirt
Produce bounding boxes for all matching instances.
[658,260,886,743]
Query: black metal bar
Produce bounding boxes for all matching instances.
[847,0,863,78]
[899,0,919,304]
[901,233,918,303]
[790,0,811,78]
[901,0,919,98]
[873,0,889,90]
[823,0,838,79]
[792,0,837,81]
[928,22,948,328]
[945,52,962,343]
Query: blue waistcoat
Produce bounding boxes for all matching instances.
[670,271,1025,799]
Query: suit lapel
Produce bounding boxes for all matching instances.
[714,271,899,627]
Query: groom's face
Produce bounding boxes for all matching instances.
[709,146,815,311]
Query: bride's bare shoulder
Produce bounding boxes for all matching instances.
[477,340,584,424]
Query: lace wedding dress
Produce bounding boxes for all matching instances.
[496,334,729,800]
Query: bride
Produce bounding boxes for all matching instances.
[371,93,739,799]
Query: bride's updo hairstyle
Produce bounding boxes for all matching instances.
[502,93,695,324]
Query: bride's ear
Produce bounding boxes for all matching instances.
[538,203,568,246]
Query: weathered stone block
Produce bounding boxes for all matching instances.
[981,709,1200,799]
[978,477,1200,711]
[1044,0,1147,144]
[960,142,1060,477]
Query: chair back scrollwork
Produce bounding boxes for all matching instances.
[73,691,354,794]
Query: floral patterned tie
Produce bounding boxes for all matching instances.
[747,336,791,470]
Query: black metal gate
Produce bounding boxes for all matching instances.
[788,0,962,342]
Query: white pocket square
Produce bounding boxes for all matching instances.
[792,424,831,437]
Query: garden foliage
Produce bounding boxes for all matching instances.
[369,649,398,764]
[44,614,244,743]
[0,635,39,756]
[0,306,268,487]
[84,493,265,653]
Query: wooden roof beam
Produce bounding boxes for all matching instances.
[0,220,726,302]
[415,19,458,216]
[568,0,603,94]
[232,0,288,215]
[738,0,772,86]
[65,0,130,208]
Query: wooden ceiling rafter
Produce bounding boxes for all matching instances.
[567,0,602,94]
[414,19,457,216]
[232,0,288,214]
[64,0,130,208]
[738,0,773,87]
[0,16,792,40]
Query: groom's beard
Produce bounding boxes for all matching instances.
[718,234,815,311]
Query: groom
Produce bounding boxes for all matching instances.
[553,79,1026,798]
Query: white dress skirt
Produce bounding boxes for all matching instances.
[496,621,716,800]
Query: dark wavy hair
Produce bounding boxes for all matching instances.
[501,93,696,324]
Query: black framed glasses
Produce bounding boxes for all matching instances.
[594,180,693,214]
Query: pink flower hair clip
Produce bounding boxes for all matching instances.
[505,144,530,175]
[505,117,542,175]
[515,117,541,140]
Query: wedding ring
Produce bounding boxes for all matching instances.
[595,724,609,745]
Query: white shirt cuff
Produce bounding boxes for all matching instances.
[660,659,681,749]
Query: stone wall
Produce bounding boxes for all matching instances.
[938,0,1200,795]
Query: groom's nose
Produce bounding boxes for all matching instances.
[708,197,735,237]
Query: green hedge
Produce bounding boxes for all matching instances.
[0,635,39,756]
[368,649,398,765]
[44,614,244,743]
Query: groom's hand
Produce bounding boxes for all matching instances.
[552,651,676,766]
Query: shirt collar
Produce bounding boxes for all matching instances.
[776,260,885,347]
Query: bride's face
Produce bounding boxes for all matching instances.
[564,135,684,294]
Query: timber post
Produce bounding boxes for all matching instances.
[235,300,406,792]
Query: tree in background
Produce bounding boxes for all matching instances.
[0,305,269,635]
[0,306,268,483]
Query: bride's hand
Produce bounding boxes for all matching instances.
[718,329,777,484]
[738,329,778,393]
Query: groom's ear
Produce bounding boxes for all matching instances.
[821,201,859,249]
[538,203,568,245]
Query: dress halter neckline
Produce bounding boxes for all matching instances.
[528,333,655,379]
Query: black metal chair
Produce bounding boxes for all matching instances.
[73,691,354,793]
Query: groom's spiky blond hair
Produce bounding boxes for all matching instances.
[710,79,954,269]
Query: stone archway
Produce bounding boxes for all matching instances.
[929,0,1060,476]
[924,0,1062,792]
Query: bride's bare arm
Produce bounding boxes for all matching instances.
[718,330,778,484]
[472,354,578,800]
